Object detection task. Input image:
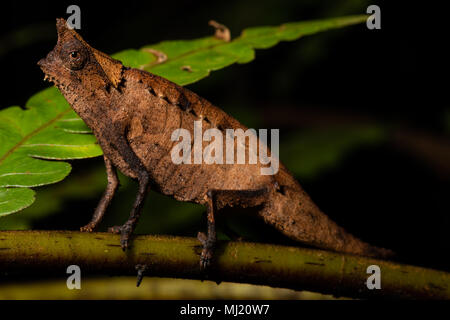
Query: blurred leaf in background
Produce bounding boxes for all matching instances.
[281,125,387,180]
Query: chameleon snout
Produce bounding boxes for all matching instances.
[37,49,58,69]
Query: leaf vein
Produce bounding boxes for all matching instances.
[0,107,72,166]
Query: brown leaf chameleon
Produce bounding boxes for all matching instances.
[38,19,393,269]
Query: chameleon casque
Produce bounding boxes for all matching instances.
[38,19,393,269]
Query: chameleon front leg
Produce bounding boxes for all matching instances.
[108,169,150,250]
[106,132,150,250]
[80,155,119,232]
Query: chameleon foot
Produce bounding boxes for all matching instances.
[108,225,132,250]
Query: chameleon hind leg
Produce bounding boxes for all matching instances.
[198,187,269,270]
[197,191,216,270]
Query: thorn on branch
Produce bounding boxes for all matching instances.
[135,264,148,287]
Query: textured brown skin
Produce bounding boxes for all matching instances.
[38,19,393,268]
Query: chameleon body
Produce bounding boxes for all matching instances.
[38,19,392,268]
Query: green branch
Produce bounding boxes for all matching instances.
[0,230,449,299]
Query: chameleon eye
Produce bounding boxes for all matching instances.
[62,39,88,70]
[66,48,87,70]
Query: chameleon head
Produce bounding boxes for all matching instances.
[37,18,124,102]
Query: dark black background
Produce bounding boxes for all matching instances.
[0,0,447,273]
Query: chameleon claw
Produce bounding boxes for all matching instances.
[80,223,95,232]
[108,225,122,234]
[200,252,212,270]
[120,234,130,251]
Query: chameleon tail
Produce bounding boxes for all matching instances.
[259,167,394,259]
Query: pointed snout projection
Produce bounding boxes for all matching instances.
[56,18,78,42]
[56,18,69,35]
